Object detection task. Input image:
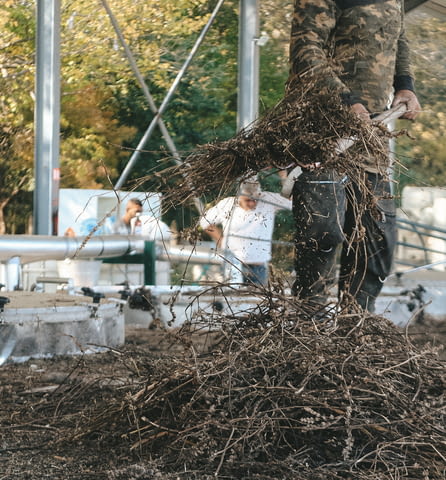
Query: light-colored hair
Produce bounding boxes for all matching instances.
[239,179,261,198]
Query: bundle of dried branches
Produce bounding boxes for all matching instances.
[154,81,394,207]
[57,292,445,480]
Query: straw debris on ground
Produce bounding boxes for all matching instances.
[1,76,443,480]
[1,291,444,480]
[68,294,446,479]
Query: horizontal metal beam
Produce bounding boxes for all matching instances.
[0,235,145,264]
[156,245,222,265]
[0,236,223,266]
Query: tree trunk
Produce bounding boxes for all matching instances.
[0,195,17,234]
[0,201,7,234]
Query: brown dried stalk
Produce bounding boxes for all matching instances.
[152,82,394,209]
[51,290,445,480]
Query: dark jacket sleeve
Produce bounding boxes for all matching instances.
[393,5,415,92]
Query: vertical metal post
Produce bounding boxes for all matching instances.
[114,0,225,193]
[237,0,259,131]
[143,241,156,285]
[34,0,61,235]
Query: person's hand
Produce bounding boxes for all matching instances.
[350,103,371,122]
[204,225,223,249]
[127,206,142,219]
[278,169,288,185]
[392,90,421,120]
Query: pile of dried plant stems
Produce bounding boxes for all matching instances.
[23,81,440,479]
[49,291,445,480]
[155,81,395,208]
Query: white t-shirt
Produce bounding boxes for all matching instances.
[131,215,171,241]
[113,215,171,241]
[199,192,291,264]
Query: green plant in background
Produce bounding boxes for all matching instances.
[393,15,446,204]
[0,0,444,235]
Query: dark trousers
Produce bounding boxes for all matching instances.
[291,169,396,311]
[242,263,268,286]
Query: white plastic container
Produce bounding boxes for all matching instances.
[57,258,102,287]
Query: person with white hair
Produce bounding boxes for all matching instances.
[199,178,292,286]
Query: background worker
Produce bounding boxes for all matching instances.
[111,197,172,285]
[199,178,292,286]
[113,197,171,240]
[288,0,421,311]
[113,198,143,235]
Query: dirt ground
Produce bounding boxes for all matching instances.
[0,314,445,480]
[0,322,220,480]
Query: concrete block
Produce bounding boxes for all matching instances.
[0,292,124,364]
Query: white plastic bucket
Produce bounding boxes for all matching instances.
[57,259,102,287]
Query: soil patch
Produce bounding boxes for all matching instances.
[1,299,445,480]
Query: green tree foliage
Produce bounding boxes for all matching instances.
[0,0,139,231]
[0,125,34,234]
[1,0,444,236]
[0,0,35,233]
[0,0,241,232]
[60,84,136,189]
[394,15,446,198]
[59,0,232,192]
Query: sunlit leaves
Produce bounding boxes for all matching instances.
[395,14,446,190]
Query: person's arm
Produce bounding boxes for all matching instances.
[262,192,293,211]
[391,10,421,120]
[289,0,353,101]
[199,201,228,249]
[289,0,372,125]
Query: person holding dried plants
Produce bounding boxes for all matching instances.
[288,0,421,312]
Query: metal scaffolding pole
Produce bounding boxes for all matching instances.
[237,0,259,131]
[101,0,205,214]
[34,0,61,235]
[114,0,225,192]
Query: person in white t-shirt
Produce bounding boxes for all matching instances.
[113,198,171,241]
[112,198,143,235]
[199,178,292,286]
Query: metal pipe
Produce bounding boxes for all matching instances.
[0,235,145,264]
[0,236,222,266]
[389,258,446,278]
[237,0,259,131]
[156,244,222,265]
[34,0,61,235]
[114,0,225,191]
